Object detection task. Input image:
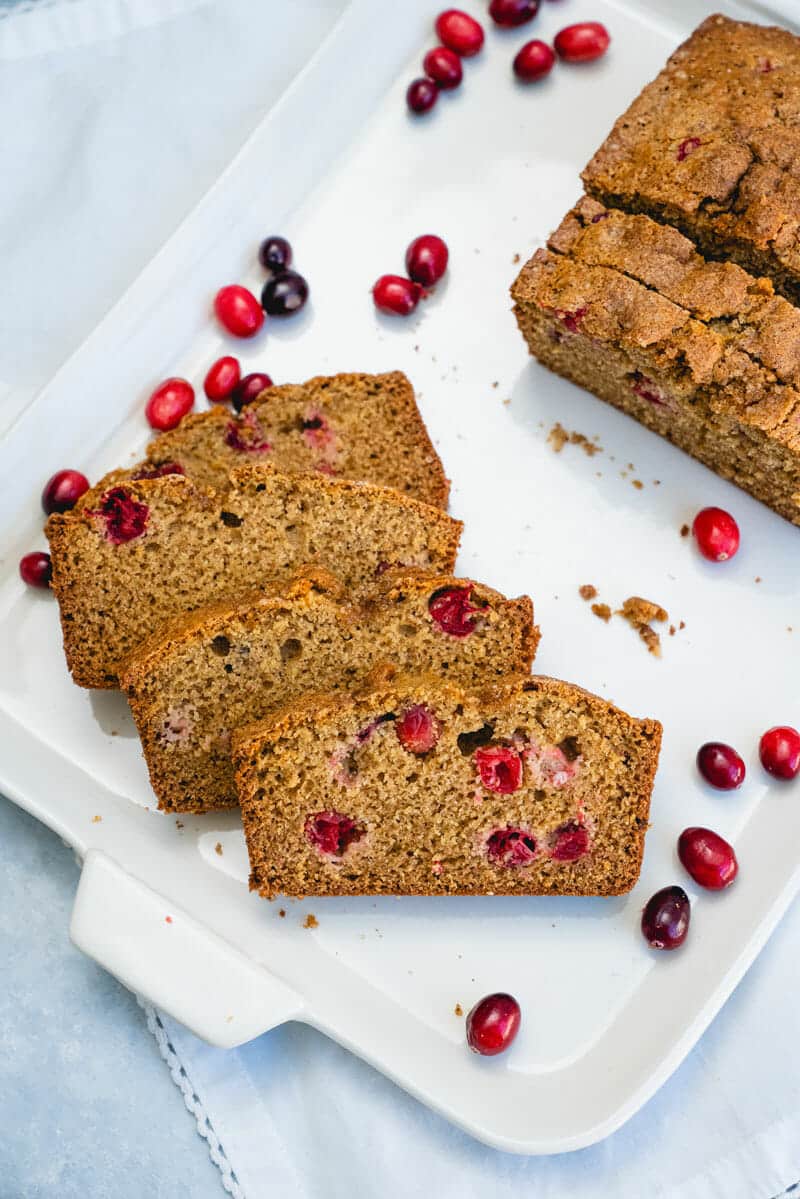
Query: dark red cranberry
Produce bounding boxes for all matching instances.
[428,586,482,636]
[551,821,590,861]
[258,236,292,274]
[372,274,422,316]
[232,372,273,412]
[641,885,690,950]
[90,487,148,544]
[692,507,740,562]
[396,704,442,754]
[19,551,52,588]
[678,827,738,890]
[554,21,610,62]
[131,462,185,480]
[631,374,666,406]
[489,0,539,28]
[405,235,449,287]
[145,377,195,431]
[407,78,439,114]
[214,284,265,338]
[224,410,271,453]
[304,810,365,857]
[435,9,484,56]
[475,745,523,794]
[485,827,537,868]
[423,46,463,89]
[466,993,521,1056]
[759,726,800,780]
[513,39,556,81]
[42,469,90,515]
[677,137,702,162]
[204,356,240,402]
[697,742,746,790]
[261,270,309,317]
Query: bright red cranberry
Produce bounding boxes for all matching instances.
[407,78,439,114]
[513,39,556,81]
[372,274,422,316]
[759,726,800,780]
[475,745,523,794]
[145,377,195,431]
[551,821,590,861]
[232,372,273,412]
[435,9,484,56]
[405,235,449,287]
[697,742,746,790]
[396,704,442,754]
[304,810,365,857]
[692,507,740,562]
[258,236,292,274]
[19,551,52,588]
[428,586,482,636]
[261,270,309,317]
[677,137,702,162]
[678,827,738,890]
[485,827,537,867]
[466,993,521,1056]
[42,469,90,515]
[204,356,240,402]
[554,21,610,63]
[423,46,463,89]
[489,0,539,28]
[90,487,149,544]
[214,285,265,338]
[641,885,690,950]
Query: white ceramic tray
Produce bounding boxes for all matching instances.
[2,0,799,1155]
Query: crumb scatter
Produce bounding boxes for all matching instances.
[579,584,598,601]
[303,913,319,929]
[454,1003,464,1017]
[91,814,102,824]
[215,842,223,856]
[591,602,612,622]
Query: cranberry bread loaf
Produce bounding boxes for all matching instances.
[232,674,661,898]
[46,466,462,689]
[121,569,539,813]
[582,15,800,305]
[511,197,800,524]
[123,371,449,507]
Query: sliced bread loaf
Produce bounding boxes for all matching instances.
[46,466,462,689]
[121,569,539,813]
[232,674,662,898]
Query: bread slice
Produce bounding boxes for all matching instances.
[46,466,463,689]
[121,569,539,814]
[125,371,449,508]
[232,674,662,898]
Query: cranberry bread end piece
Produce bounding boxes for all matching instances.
[46,465,463,689]
[511,198,800,525]
[232,674,661,899]
[120,571,538,814]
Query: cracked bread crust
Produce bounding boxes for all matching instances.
[582,14,800,304]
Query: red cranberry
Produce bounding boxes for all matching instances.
[551,821,590,861]
[423,46,463,90]
[42,469,90,515]
[759,726,800,780]
[258,236,292,274]
[466,993,521,1056]
[19,551,52,588]
[677,137,702,162]
[304,810,365,857]
[428,586,482,636]
[145,377,194,431]
[475,745,523,794]
[513,39,556,81]
[396,704,442,754]
[692,507,740,562]
[90,487,149,544]
[214,285,265,338]
[405,235,449,288]
[261,270,309,317]
[641,885,690,950]
[489,0,539,28]
[678,827,738,890]
[554,21,610,63]
[407,78,439,114]
[696,742,746,790]
[204,356,240,402]
[372,274,422,316]
[132,462,185,480]
[232,372,273,412]
[435,9,484,56]
[485,827,537,867]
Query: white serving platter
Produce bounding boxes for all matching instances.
[1,0,799,1155]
